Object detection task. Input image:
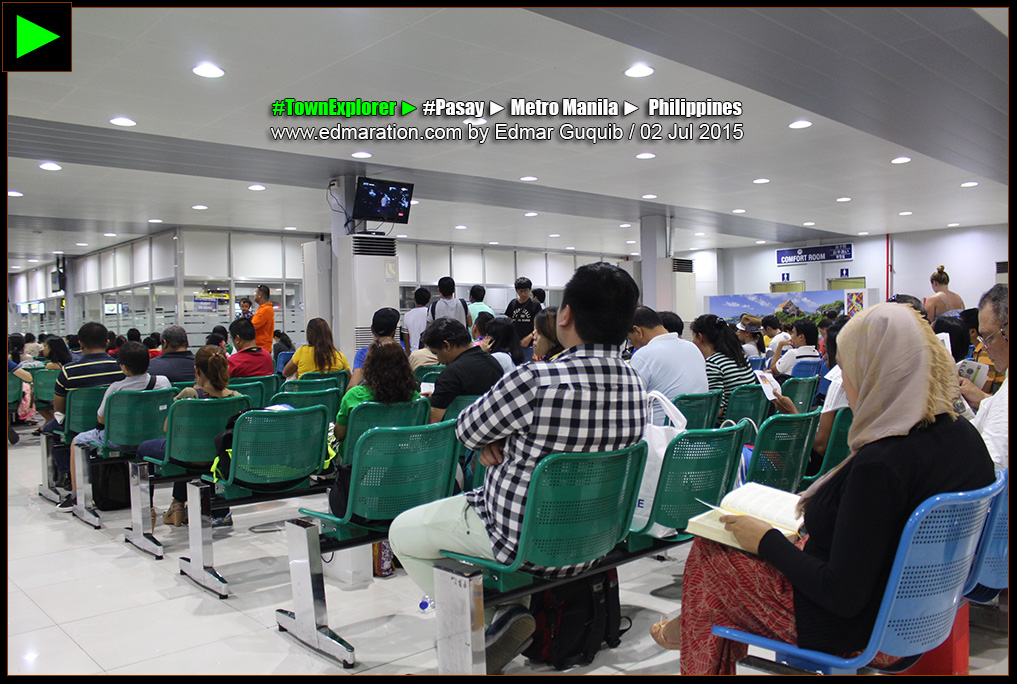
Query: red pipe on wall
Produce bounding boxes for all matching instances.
[886,234,891,300]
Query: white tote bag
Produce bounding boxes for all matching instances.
[630,391,688,538]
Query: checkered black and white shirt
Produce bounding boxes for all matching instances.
[457,344,648,576]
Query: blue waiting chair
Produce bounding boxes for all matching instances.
[712,470,1005,674]
[748,357,767,371]
[963,469,1009,603]
[790,358,821,378]
[276,351,295,375]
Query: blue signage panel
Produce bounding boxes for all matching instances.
[776,243,853,267]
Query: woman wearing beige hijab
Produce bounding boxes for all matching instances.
[652,303,995,675]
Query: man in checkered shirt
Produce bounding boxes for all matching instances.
[390,263,647,673]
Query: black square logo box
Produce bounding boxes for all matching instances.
[3,3,73,72]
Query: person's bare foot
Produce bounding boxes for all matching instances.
[650,615,681,650]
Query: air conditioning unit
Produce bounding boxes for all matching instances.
[656,257,697,331]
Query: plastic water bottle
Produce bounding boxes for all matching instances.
[418,594,435,612]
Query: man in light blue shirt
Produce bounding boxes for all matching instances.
[628,306,709,424]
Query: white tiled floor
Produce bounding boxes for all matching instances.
[7,423,1009,675]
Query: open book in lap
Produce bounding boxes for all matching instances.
[687,482,803,553]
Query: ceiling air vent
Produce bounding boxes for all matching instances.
[671,258,694,273]
[996,261,1008,274]
[352,235,397,257]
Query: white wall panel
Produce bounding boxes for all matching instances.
[133,240,150,283]
[547,253,575,287]
[232,234,282,280]
[101,251,115,290]
[418,244,450,285]
[452,247,483,284]
[83,255,101,292]
[398,242,417,283]
[12,273,29,303]
[284,237,304,279]
[28,268,47,301]
[517,252,547,287]
[183,230,229,278]
[151,233,176,281]
[115,247,132,288]
[484,249,515,286]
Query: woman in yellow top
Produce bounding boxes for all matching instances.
[283,317,351,381]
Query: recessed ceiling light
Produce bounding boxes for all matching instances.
[520,176,538,182]
[694,232,706,237]
[898,211,913,216]
[891,156,911,164]
[635,152,656,160]
[28,259,39,263]
[192,62,225,78]
[148,219,162,223]
[641,194,657,199]
[732,209,746,214]
[489,241,500,245]
[103,233,117,237]
[454,225,468,230]
[630,252,640,256]
[410,200,419,205]
[109,117,136,127]
[755,240,766,245]
[858,232,870,236]
[960,181,978,188]
[464,117,487,125]
[247,184,266,191]
[39,162,62,171]
[8,191,23,197]
[624,63,654,78]
[396,234,408,238]
[351,151,372,159]
[753,178,770,184]
[548,233,560,238]
[947,223,960,227]
[788,120,812,129]
[284,226,298,231]
[52,250,64,255]
[524,212,538,217]
[836,197,851,202]
[619,223,632,228]
[76,243,88,247]
[626,240,637,244]
[192,204,208,210]
[566,246,576,250]
[803,222,816,226]
[11,266,20,269]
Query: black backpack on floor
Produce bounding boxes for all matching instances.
[522,569,631,670]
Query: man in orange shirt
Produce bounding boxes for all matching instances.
[251,285,275,352]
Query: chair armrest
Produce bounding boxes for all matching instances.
[710,626,864,670]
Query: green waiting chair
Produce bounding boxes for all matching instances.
[269,388,342,422]
[205,405,330,498]
[725,383,770,429]
[81,389,177,459]
[781,376,820,413]
[631,422,749,542]
[171,380,195,392]
[55,386,110,445]
[745,409,822,493]
[672,389,723,430]
[32,369,59,407]
[280,377,339,393]
[797,408,853,491]
[228,380,266,409]
[8,372,23,410]
[341,397,431,462]
[442,441,648,591]
[442,394,481,480]
[229,374,279,400]
[414,365,445,384]
[302,370,351,394]
[300,420,460,529]
[145,395,253,476]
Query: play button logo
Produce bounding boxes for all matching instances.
[3,3,72,72]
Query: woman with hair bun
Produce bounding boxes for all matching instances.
[690,314,757,418]
[925,265,965,322]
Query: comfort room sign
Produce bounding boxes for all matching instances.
[776,243,853,266]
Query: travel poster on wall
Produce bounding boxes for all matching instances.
[708,290,847,327]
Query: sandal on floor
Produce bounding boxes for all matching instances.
[650,615,681,650]
[163,500,186,526]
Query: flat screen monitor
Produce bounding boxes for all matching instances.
[351,177,414,224]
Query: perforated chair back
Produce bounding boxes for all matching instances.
[276,350,294,375]
[443,394,481,421]
[339,420,460,524]
[100,389,177,451]
[672,389,723,430]
[445,442,648,574]
[748,357,767,371]
[746,409,821,492]
[157,395,253,468]
[226,405,329,489]
[345,397,431,456]
[964,469,1009,602]
[798,408,853,491]
[302,370,350,396]
[633,422,747,535]
[280,377,339,393]
[712,471,1004,673]
[781,376,820,413]
[171,380,194,392]
[269,388,342,420]
[791,359,822,378]
[228,380,266,409]
[60,386,111,443]
[229,374,278,400]
[7,372,22,407]
[725,383,769,428]
[32,369,59,404]
[420,370,443,385]
[414,365,445,383]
